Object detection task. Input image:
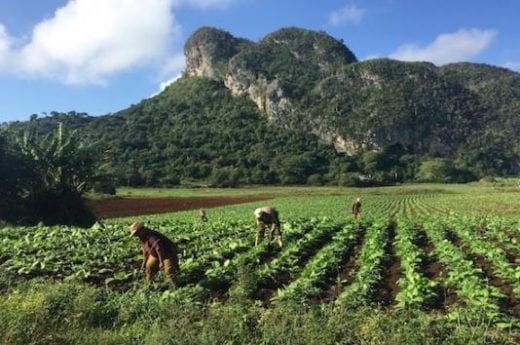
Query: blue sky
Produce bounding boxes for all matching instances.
[0,0,518,122]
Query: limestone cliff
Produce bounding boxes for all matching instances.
[185,27,357,148]
[183,26,520,163]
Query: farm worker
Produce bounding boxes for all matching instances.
[199,208,208,222]
[254,206,283,248]
[129,222,179,288]
[352,197,362,219]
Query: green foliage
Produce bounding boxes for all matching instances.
[417,158,474,183]
[0,130,41,221]
[209,166,242,187]
[0,123,97,225]
[17,123,93,193]
[417,158,457,182]
[335,172,363,186]
[1,186,520,342]
[3,27,520,187]
[0,280,518,345]
[77,78,337,187]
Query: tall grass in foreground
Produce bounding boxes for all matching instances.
[0,279,518,345]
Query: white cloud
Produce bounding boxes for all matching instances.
[329,3,366,26]
[160,53,186,77]
[175,0,236,10]
[0,0,238,85]
[153,53,186,95]
[389,28,497,65]
[363,53,381,61]
[504,61,520,72]
[151,73,183,97]
[0,24,12,67]
[3,0,178,84]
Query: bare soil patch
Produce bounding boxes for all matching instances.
[87,195,272,218]
[327,230,367,301]
[415,230,457,311]
[377,222,400,307]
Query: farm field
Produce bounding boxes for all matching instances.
[1,183,520,344]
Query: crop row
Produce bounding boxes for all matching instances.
[422,220,515,328]
[238,218,343,299]
[1,214,519,328]
[446,216,520,295]
[272,220,365,304]
[368,195,449,220]
[394,222,438,309]
[335,219,390,307]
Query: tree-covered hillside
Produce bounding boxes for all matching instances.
[308,59,483,154]
[185,27,520,176]
[82,78,337,186]
[3,26,520,191]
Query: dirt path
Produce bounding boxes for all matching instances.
[87,195,272,218]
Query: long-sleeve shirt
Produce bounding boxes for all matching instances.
[137,228,178,260]
[352,201,362,214]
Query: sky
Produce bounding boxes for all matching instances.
[0,0,519,122]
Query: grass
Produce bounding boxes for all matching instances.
[116,183,466,198]
[107,183,520,225]
[1,279,518,345]
[116,182,520,198]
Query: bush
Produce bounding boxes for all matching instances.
[336,172,363,186]
[209,167,242,187]
[159,174,181,187]
[417,158,476,183]
[306,174,325,186]
[91,176,117,195]
[417,158,455,182]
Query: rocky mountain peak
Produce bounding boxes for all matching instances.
[184,27,252,79]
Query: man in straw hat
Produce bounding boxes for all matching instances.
[351,197,362,219]
[199,208,208,222]
[129,222,179,288]
[254,206,283,248]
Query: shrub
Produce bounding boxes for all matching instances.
[209,167,242,187]
[306,174,325,186]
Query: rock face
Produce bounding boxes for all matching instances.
[223,73,291,126]
[184,26,520,163]
[184,27,253,80]
[185,27,358,144]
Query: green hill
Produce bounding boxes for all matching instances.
[4,27,520,187]
[83,78,335,186]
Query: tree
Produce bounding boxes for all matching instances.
[18,123,94,193]
[417,158,455,182]
[16,123,96,225]
[0,130,40,222]
[209,166,242,187]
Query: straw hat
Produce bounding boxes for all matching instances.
[129,222,145,235]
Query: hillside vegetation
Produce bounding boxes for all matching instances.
[3,26,520,192]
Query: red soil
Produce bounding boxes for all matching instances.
[87,195,271,218]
